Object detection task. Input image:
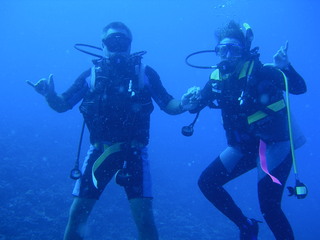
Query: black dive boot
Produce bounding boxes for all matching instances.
[239,218,262,240]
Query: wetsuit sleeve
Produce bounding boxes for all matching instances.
[281,64,307,94]
[46,69,90,112]
[144,66,174,110]
[262,65,307,95]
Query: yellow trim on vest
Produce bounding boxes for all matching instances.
[210,61,255,81]
[92,142,124,188]
[210,69,221,80]
[247,99,286,125]
[239,61,254,79]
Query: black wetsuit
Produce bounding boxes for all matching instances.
[196,61,306,240]
[46,60,173,199]
[57,61,173,145]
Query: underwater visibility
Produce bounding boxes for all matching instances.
[1,0,319,239]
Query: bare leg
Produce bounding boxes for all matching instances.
[129,198,159,240]
[63,197,96,240]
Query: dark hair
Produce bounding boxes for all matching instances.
[215,20,245,46]
[102,22,132,40]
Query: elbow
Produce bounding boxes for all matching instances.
[49,104,71,113]
[47,100,72,113]
[163,107,180,115]
[46,94,72,113]
[299,87,307,94]
[163,99,183,115]
[55,107,70,113]
[299,81,307,94]
[291,85,307,95]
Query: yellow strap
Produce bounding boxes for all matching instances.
[210,69,221,80]
[239,60,255,79]
[280,70,298,176]
[210,61,254,81]
[247,99,286,124]
[92,142,124,188]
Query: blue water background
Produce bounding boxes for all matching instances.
[1,0,319,239]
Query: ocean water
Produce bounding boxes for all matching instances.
[1,0,319,239]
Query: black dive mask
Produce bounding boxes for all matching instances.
[102,33,131,52]
[215,43,244,58]
[215,43,245,74]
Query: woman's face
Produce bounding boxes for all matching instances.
[215,38,244,62]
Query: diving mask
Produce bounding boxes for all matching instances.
[215,43,244,59]
[102,33,131,52]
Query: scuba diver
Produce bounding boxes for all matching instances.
[184,21,307,239]
[27,22,196,240]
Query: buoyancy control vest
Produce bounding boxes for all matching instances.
[209,59,289,144]
[79,56,154,145]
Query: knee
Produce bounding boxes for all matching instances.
[68,197,95,223]
[198,170,215,194]
[198,171,206,191]
[198,158,225,193]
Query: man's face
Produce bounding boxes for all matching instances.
[102,28,131,57]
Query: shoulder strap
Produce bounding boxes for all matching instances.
[90,63,147,92]
[90,66,96,92]
[239,60,255,80]
[138,64,146,89]
[210,69,221,81]
[210,60,255,82]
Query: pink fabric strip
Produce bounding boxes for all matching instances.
[259,140,282,185]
